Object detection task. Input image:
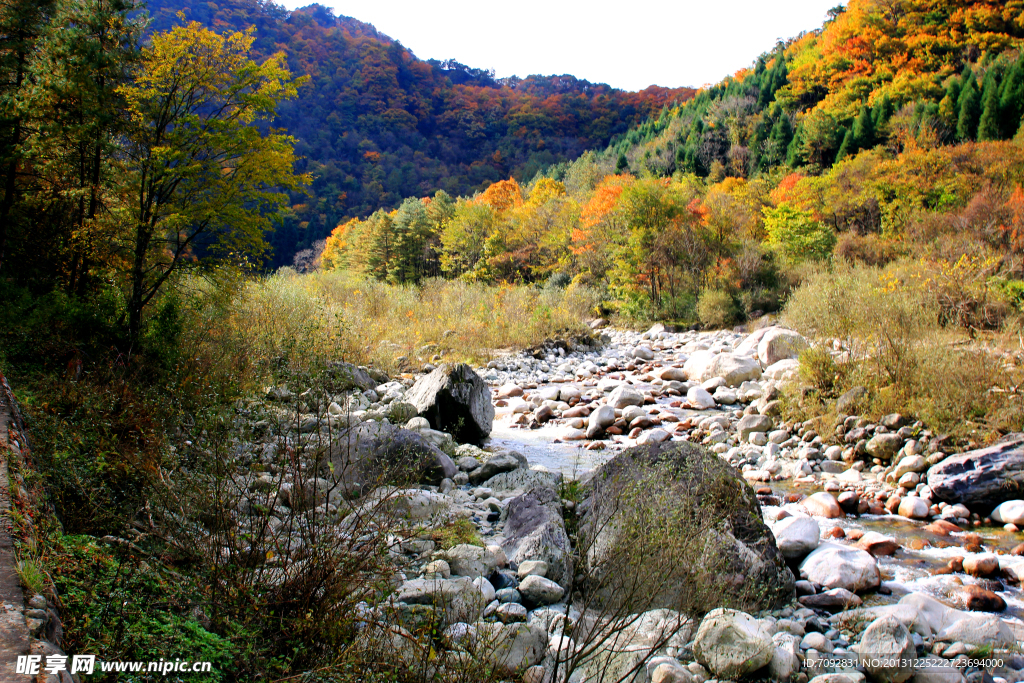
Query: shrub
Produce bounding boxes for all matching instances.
[783,261,1024,441]
[697,289,739,329]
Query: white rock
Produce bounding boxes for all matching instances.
[692,608,773,679]
[590,404,617,428]
[893,455,927,479]
[859,616,916,683]
[763,358,801,381]
[608,385,645,409]
[757,328,810,368]
[686,386,716,410]
[772,516,820,559]
[708,353,763,387]
[897,497,929,520]
[799,543,880,593]
[518,575,565,606]
[991,500,1024,526]
[637,429,670,445]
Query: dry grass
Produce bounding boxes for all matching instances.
[782,260,1024,443]
[175,268,601,391]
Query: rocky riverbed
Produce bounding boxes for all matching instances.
[226,323,1024,683]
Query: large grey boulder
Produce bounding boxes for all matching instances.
[326,422,457,490]
[469,453,520,484]
[394,576,487,626]
[405,363,495,445]
[608,385,645,409]
[693,608,774,679]
[501,486,572,588]
[469,622,547,675]
[438,544,499,577]
[927,434,1024,512]
[709,353,763,387]
[757,328,809,368]
[737,414,774,440]
[578,440,794,612]
[326,361,377,392]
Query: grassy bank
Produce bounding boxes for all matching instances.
[780,259,1024,445]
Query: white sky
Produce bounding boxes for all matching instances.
[275,0,845,92]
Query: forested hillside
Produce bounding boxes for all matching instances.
[608,0,1024,176]
[144,0,694,265]
[322,0,1024,331]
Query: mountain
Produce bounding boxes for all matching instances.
[142,0,694,266]
[605,0,1024,178]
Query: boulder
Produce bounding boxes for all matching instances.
[327,423,457,490]
[949,584,1005,612]
[962,553,998,578]
[772,516,820,560]
[858,617,916,683]
[757,328,809,368]
[799,543,880,593]
[769,633,801,681]
[991,499,1024,525]
[439,544,498,577]
[763,359,801,381]
[658,366,688,382]
[893,456,927,479]
[608,385,645,409]
[934,613,1015,647]
[686,386,716,410]
[471,622,547,675]
[326,361,377,392]
[405,363,495,445]
[483,468,561,494]
[836,386,869,414]
[579,440,794,611]
[803,492,844,518]
[855,532,899,557]
[590,404,617,428]
[737,414,774,440]
[866,434,903,461]
[897,497,929,520]
[469,453,520,485]
[692,608,774,679]
[683,350,718,382]
[927,434,1024,511]
[799,587,862,610]
[501,486,572,588]
[395,576,487,625]
[517,575,564,606]
[709,353,763,387]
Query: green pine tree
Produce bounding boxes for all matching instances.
[871,95,892,139]
[957,76,981,141]
[834,129,853,164]
[616,153,629,173]
[851,105,875,150]
[999,57,1024,138]
[977,70,1002,140]
[365,209,395,281]
[786,125,803,167]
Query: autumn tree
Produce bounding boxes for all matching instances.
[23,0,142,292]
[118,22,308,343]
[0,0,57,273]
[763,202,836,262]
